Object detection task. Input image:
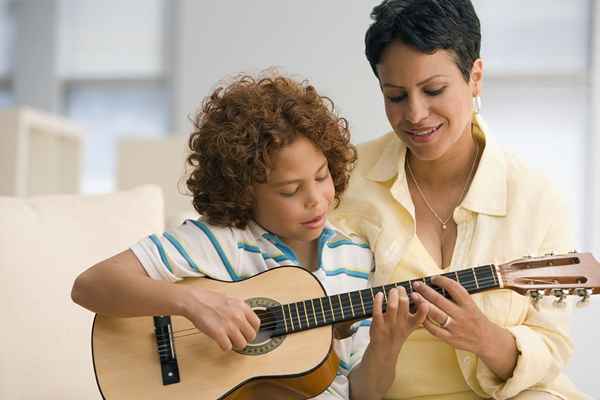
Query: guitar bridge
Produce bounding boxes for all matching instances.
[153,316,180,385]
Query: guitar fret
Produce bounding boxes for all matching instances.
[472,269,479,289]
[322,296,332,323]
[311,299,318,326]
[328,296,335,322]
[348,291,362,318]
[347,293,355,318]
[338,295,344,320]
[292,303,301,330]
[303,301,310,328]
[319,297,327,325]
[285,304,294,331]
[280,305,288,333]
[359,290,366,315]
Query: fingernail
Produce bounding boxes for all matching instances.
[413,281,421,288]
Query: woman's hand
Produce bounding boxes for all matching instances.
[180,287,261,352]
[350,287,429,399]
[413,276,518,380]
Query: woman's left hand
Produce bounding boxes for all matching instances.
[412,276,496,356]
[413,276,518,380]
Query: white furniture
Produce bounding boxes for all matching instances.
[0,185,164,399]
[0,107,84,196]
[117,134,197,228]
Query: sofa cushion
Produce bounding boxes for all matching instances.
[0,185,164,399]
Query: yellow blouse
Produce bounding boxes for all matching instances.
[331,115,589,400]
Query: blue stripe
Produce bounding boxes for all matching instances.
[237,242,261,253]
[327,239,370,249]
[163,232,200,273]
[339,360,351,371]
[237,242,290,263]
[351,319,372,333]
[262,254,290,263]
[322,268,369,280]
[317,227,336,269]
[262,233,298,263]
[149,234,173,273]
[188,220,240,281]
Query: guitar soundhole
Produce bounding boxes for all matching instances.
[235,297,286,356]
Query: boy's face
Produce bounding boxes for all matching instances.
[252,135,335,248]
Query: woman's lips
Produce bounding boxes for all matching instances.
[404,123,443,143]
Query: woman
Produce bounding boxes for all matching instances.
[331,1,590,399]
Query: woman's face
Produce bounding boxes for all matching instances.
[376,40,482,161]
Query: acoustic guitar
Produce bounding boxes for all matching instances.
[91,252,600,399]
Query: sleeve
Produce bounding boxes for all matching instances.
[473,188,576,399]
[130,219,242,282]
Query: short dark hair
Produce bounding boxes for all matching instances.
[186,74,356,229]
[365,0,481,82]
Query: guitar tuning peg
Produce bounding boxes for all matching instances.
[545,252,554,256]
[527,289,544,307]
[551,289,568,308]
[575,288,592,308]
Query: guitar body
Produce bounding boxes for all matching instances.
[92,267,339,399]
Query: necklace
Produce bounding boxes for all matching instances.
[406,144,479,230]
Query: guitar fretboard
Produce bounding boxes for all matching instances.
[263,264,499,337]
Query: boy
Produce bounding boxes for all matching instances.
[72,73,366,399]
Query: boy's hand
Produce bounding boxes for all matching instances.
[180,287,261,352]
[353,287,428,398]
[369,287,428,360]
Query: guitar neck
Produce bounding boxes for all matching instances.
[267,264,500,336]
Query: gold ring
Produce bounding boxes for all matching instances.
[441,315,452,329]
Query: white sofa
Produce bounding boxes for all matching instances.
[0,185,164,399]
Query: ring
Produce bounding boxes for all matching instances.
[441,315,452,329]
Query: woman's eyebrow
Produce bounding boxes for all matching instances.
[382,74,447,89]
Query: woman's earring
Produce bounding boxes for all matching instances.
[473,96,482,114]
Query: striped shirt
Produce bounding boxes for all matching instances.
[131,217,374,399]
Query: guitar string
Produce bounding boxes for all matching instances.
[169,274,499,334]
[251,267,499,327]
[168,275,498,336]
[256,275,498,330]
[252,271,498,327]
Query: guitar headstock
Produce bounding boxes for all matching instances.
[498,252,600,306]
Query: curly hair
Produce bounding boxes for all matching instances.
[186,73,357,229]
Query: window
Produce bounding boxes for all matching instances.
[65,81,169,193]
